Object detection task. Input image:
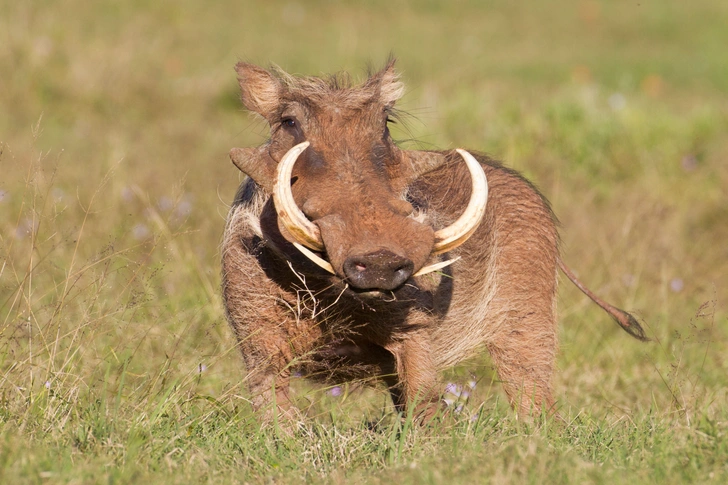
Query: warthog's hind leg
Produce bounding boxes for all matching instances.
[487,315,558,418]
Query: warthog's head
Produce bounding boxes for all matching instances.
[230,60,487,296]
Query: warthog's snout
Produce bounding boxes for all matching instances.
[343,249,414,291]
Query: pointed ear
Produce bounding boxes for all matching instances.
[398,150,449,186]
[234,62,282,118]
[367,58,404,108]
[229,146,277,192]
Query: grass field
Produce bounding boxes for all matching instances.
[1,0,727,483]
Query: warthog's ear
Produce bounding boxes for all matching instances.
[235,62,281,118]
[229,146,276,192]
[398,150,449,186]
[366,58,404,108]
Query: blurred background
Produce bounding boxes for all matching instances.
[1,0,727,451]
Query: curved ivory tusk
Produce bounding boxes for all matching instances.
[272,141,325,251]
[292,242,335,274]
[413,256,461,277]
[431,149,488,255]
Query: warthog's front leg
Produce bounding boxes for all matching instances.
[241,337,294,416]
[223,245,317,421]
[386,329,441,422]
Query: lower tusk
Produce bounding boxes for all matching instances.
[292,242,335,274]
[413,256,461,276]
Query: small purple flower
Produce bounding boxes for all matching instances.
[132,223,150,240]
[622,274,636,288]
[121,186,134,202]
[158,196,174,212]
[14,218,39,240]
[329,386,343,397]
[197,363,207,373]
[445,382,461,396]
[443,380,474,410]
[681,155,698,172]
[670,278,684,293]
[44,381,51,389]
[175,197,193,218]
[52,188,65,202]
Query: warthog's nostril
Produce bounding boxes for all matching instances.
[343,250,414,291]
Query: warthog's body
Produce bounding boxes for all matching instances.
[222,60,646,419]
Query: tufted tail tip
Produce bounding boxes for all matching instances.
[613,307,649,342]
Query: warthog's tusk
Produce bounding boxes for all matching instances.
[292,242,335,274]
[413,256,461,277]
[273,141,325,251]
[431,149,488,255]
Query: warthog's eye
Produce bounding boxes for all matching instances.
[281,117,297,129]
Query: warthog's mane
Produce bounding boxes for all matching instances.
[270,62,404,110]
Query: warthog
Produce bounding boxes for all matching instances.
[222,60,647,420]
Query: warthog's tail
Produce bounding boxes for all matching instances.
[558,259,649,341]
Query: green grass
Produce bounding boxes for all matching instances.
[1,0,727,483]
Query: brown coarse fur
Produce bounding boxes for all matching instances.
[221,59,646,422]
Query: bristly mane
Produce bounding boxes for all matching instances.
[270,61,402,109]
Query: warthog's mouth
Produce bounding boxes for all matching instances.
[345,286,410,304]
[293,244,458,300]
[343,277,433,304]
[348,288,389,300]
